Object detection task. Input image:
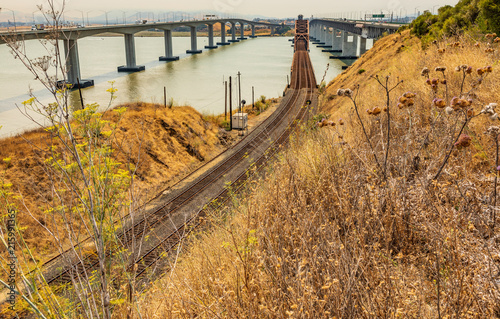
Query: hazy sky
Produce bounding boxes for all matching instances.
[2,0,459,19]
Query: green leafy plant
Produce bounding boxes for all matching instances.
[0,1,142,318]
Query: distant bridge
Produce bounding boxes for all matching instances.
[0,19,280,88]
[309,18,404,59]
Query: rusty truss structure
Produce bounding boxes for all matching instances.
[294,14,310,52]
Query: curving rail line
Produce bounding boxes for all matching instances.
[44,36,317,287]
[132,42,317,279]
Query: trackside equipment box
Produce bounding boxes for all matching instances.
[231,113,248,130]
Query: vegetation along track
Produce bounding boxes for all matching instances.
[132,44,317,280]
[44,39,317,287]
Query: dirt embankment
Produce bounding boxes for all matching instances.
[0,95,282,263]
[0,103,226,261]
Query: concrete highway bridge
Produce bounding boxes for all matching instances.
[309,18,404,59]
[0,18,280,88]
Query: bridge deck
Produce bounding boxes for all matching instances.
[0,18,281,44]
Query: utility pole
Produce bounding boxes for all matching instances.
[252,86,255,109]
[229,76,232,131]
[225,81,228,121]
[237,71,242,113]
[240,99,246,134]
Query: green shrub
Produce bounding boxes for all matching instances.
[478,0,500,34]
[410,0,500,42]
[410,11,437,38]
[308,113,329,129]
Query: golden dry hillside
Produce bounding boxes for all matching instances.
[135,30,500,318]
[321,30,499,121]
[0,103,225,261]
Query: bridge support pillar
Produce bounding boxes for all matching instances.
[359,36,368,55]
[250,24,257,38]
[61,39,94,89]
[118,34,145,72]
[316,25,326,45]
[159,29,179,61]
[329,29,343,52]
[239,22,247,40]
[187,26,202,54]
[217,22,230,45]
[341,32,358,57]
[205,24,218,49]
[319,27,332,48]
[311,24,319,41]
[229,22,239,42]
[328,28,334,46]
[271,26,275,36]
[332,30,342,49]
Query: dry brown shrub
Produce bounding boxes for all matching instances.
[135,30,500,318]
[138,123,500,317]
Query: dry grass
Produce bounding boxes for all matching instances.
[0,103,224,264]
[321,31,499,120]
[133,30,500,318]
[138,128,500,318]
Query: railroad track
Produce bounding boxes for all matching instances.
[43,36,317,288]
[132,47,317,279]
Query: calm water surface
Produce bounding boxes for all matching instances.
[0,35,344,137]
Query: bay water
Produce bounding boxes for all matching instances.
[0,35,345,137]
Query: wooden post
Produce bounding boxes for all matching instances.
[225,81,228,121]
[252,86,254,109]
[237,71,242,113]
[229,76,232,131]
[164,86,167,108]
